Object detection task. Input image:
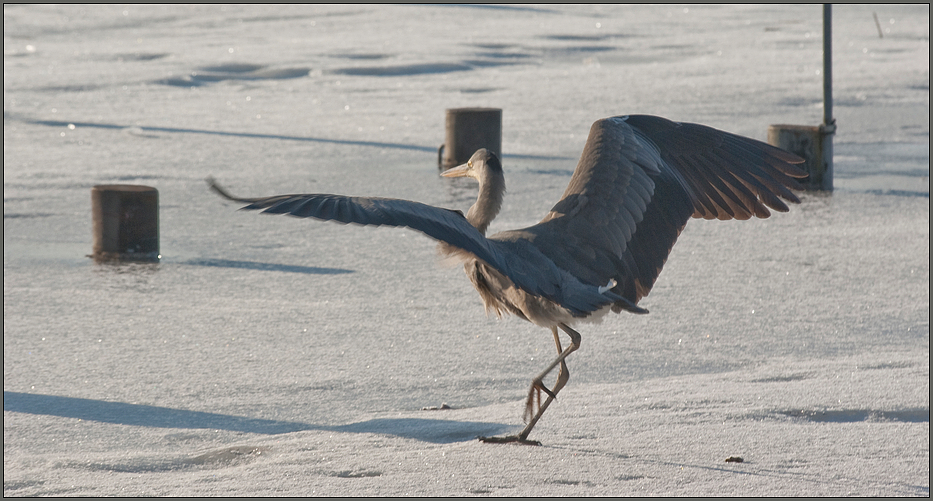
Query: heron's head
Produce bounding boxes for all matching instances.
[441,148,502,181]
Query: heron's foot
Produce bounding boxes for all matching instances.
[477,435,541,446]
[523,379,557,423]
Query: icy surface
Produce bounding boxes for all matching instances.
[3,4,929,496]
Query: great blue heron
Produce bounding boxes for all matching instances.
[208,114,806,445]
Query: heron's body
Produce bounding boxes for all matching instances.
[464,255,617,328]
[210,114,806,444]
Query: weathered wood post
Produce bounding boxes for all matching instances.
[91,184,160,262]
[439,107,502,170]
[767,125,831,190]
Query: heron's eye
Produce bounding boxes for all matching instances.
[468,161,473,168]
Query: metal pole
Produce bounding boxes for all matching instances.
[768,5,835,191]
[821,3,835,190]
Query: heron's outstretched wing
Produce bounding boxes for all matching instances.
[207,178,618,315]
[621,114,806,220]
[518,115,807,305]
[209,177,500,261]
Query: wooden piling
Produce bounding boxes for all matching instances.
[767,124,833,191]
[91,184,160,262]
[439,107,502,170]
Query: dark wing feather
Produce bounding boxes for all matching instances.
[209,177,504,265]
[623,114,806,219]
[518,115,806,305]
[207,178,613,315]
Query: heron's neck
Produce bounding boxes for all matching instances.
[467,169,505,235]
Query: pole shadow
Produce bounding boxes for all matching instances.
[181,257,353,275]
[5,112,571,162]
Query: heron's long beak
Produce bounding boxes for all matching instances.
[441,163,471,178]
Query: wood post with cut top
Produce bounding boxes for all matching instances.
[439,107,502,170]
[91,184,160,262]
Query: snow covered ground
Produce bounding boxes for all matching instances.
[4,4,929,496]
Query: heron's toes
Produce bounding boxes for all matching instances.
[537,381,557,400]
[523,380,556,422]
[523,387,535,423]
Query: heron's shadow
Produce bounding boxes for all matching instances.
[3,392,510,444]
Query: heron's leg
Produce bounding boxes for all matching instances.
[551,326,571,393]
[479,323,581,445]
[523,326,571,422]
[517,323,580,441]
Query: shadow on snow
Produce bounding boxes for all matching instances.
[181,258,353,275]
[7,113,570,162]
[3,391,511,444]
